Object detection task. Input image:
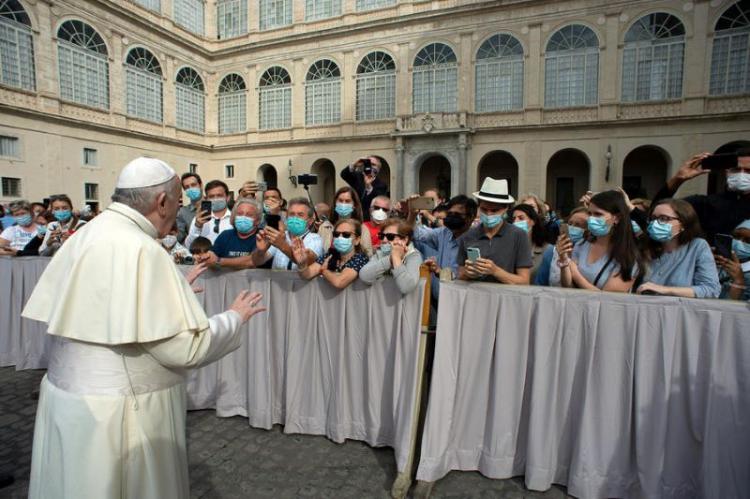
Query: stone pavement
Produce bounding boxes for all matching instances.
[0,367,571,499]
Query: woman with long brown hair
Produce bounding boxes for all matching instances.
[317,186,373,255]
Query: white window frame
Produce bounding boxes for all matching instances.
[125,47,163,123]
[1,176,21,197]
[0,1,35,92]
[259,0,292,31]
[0,135,19,157]
[56,21,110,110]
[305,59,341,126]
[83,147,97,166]
[217,0,247,39]
[305,0,341,21]
[412,43,458,114]
[710,2,750,96]
[475,34,524,113]
[175,67,205,133]
[259,67,292,130]
[218,73,247,134]
[174,0,204,35]
[134,0,161,13]
[356,51,395,121]
[84,182,98,201]
[544,24,599,108]
[225,164,235,178]
[356,0,395,12]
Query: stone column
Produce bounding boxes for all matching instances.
[341,50,355,123]
[205,70,218,134]
[204,0,216,39]
[164,56,177,128]
[599,12,620,120]
[684,1,709,115]
[397,137,408,200]
[35,1,58,99]
[525,22,543,123]
[292,57,305,128]
[395,42,411,116]
[109,33,126,116]
[457,33,473,113]
[246,65,258,133]
[457,133,468,196]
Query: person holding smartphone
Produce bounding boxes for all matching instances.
[185,180,233,248]
[294,219,368,289]
[252,197,323,270]
[340,156,388,221]
[508,203,549,282]
[177,172,203,244]
[635,199,720,298]
[359,218,423,295]
[39,194,87,257]
[716,219,750,301]
[457,178,532,284]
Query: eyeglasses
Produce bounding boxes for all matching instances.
[379,233,402,241]
[333,231,353,238]
[372,206,388,212]
[649,215,680,224]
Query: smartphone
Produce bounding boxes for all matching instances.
[701,153,737,171]
[200,200,212,214]
[361,158,372,170]
[466,247,481,263]
[256,181,268,192]
[714,234,733,259]
[559,223,569,238]
[265,214,281,230]
[327,248,341,271]
[411,196,436,211]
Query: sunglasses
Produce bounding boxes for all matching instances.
[372,206,388,212]
[379,233,402,241]
[333,231,353,238]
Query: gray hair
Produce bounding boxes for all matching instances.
[231,197,261,223]
[9,199,31,214]
[370,195,391,210]
[111,177,179,215]
[287,197,315,218]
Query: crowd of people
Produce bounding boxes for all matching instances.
[2,150,749,303]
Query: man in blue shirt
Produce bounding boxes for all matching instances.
[198,198,261,270]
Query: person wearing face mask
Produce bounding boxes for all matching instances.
[557,190,641,292]
[509,204,549,282]
[252,197,324,270]
[716,219,750,301]
[364,195,392,249]
[652,148,750,242]
[185,179,233,248]
[0,200,39,255]
[294,219,369,289]
[536,207,588,286]
[261,187,286,221]
[635,199,720,298]
[359,218,423,295]
[341,156,389,222]
[177,172,203,244]
[158,223,190,262]
[197,198,261,270]
[317,186,373,255]
[17,211,56,256]
[457,178,532,284]
[39,194,87,257]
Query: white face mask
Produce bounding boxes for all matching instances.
[371,207,388,222]
[727,172,750,193]
[162,235,177,248]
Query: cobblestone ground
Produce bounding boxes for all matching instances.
[0,367,571,499]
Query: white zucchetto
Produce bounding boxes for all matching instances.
[116,157,176,189]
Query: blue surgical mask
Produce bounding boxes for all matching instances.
[286,217,308,237]
[568,225,585,243]
[480,212,503,229]
[631,220,642,235]
[333,236,354,254]
[37,225,47,236]
[15,214,32,227]
[733,239,750,260]
[513,220,529,233]
[587,216,611,237]
[211,199,227,212]
[335,203,354,217]
[647,220,675,242]
[234,216,255,234]
[380,243,392,255]
[186,187,202,202]
[53,210,72,223]
[727,172,750,193]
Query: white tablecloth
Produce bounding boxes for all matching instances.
[416,281,750,498]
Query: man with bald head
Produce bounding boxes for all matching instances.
[22,157,267,499]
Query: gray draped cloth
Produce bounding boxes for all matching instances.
[0,257,425,474]
[416,281,750,499]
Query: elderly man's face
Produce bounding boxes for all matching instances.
[287,203,311,222]
[235,203,259,223]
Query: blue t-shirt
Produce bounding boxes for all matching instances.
[212,228,257,258]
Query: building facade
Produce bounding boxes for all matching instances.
[1,0,749,213]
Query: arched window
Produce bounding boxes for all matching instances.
[134,0,160,13]
[306,0,341,21]
[710,2,750,95]
[57,20,109,109]
[219,73,246,134]
[476,34,524,112]
[305,59,341,125]
[259,66,291,130]
[174,0,204,35]
[622,13,685,102]
[0,0,35,91]
[356,0,395,11]
[356,51,395,121]
[544,24,598,108]
[175,67,204,133]
[413,43,457,113]
[217,0,247,39]
[259,0,291,31]
[125,47,162,123]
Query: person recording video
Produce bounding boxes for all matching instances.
[340,156,388,222]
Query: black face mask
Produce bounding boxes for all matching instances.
[443,213,466,230]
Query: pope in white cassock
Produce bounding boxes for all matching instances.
[22,157,266,499]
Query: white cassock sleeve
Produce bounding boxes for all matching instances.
[141,310,244,369]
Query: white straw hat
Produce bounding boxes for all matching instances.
[472,177,515,204]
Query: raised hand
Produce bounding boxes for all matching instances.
[229,290,267,323]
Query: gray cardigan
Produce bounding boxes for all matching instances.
[359,245,423,295]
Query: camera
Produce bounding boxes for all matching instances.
[297,174,318,186]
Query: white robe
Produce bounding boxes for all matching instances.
[22,202,247,499]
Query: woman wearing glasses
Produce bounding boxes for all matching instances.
[359,218,423,295]
[636,199,721,298]
[294,219,369,289]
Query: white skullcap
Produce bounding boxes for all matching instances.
[116,157,177,189]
